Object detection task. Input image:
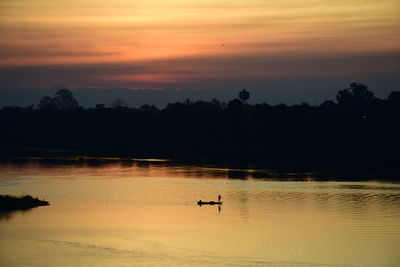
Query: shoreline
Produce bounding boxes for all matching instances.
[1,145,399,162]
[0,150,399,182]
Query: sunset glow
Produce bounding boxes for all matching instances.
[1,0,399,89]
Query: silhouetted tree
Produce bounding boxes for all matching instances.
[336,83,376,106]
[211,98,225,109]
[227,99,243,118]
[388,92,400,105]
[110,98,127,108]
[319,100,336,109]
[227,98,243,138]
[2,83,399,160]
[38,96,56,110]
[54,89,79,110]
[139,104,159,113]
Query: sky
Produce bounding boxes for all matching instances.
[0,0,399,106]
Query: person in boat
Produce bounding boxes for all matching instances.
[218,195,221,202]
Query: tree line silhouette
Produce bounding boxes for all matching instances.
[1,83,399,159]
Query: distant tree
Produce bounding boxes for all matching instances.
[110,98,127,108]
[227,99,243,121]
[319,100,336,109]
[53,89,79,110]
[211,98,225,109]
[38,96,56,110]
[139,104,159,112]
[95,104,105,109]
[336,83,376,106]
[388,92,400,104]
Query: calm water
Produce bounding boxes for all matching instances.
[1,159,400,267]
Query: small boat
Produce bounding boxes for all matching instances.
[197,200,223,205]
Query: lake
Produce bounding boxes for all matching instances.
[1,158,399,267]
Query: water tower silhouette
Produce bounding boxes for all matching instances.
[239,89,250,103]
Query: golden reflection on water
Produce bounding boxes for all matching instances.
[0,160,400,267]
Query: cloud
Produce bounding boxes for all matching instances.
[0,50,399,90]
[1,0,399,97]
[0,44,119,59]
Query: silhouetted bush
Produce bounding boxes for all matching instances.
[0,195,49,211]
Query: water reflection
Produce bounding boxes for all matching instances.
[0,208,34,221]
[0,211,18,221]
[0,159,400,267]
[227,169,249,179]
[1,157,399,181]
[197,203,222,214]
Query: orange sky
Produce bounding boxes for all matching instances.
[0,0,399,90]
